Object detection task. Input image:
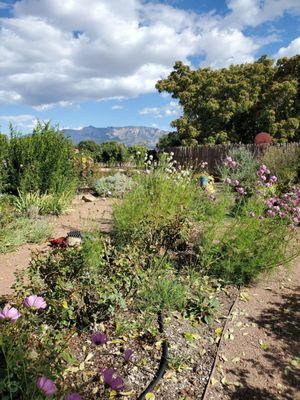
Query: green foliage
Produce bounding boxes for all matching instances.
[156,55,300,145]
[13,190,73,216]
[0,133,9,193]
[128,144,147,166]
[113,168,196,252]
[137,269,187,314]
[0,310,67,399]
[99,141,128,165]
[4,122,75,195]
[14,236,142,328]
[0,218,53,253]
[261,145,300,189]
[198,198,293,285]
[94,173,134,197]
[219,147,259,196]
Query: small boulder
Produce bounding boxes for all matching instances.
[82,194,97,202]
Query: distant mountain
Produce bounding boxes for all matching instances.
[63,125,168,148]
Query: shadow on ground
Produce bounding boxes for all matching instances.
[224,285,300,399]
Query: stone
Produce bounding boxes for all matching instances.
[82,194,97,202]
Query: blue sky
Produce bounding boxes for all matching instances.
[0,0,299,134]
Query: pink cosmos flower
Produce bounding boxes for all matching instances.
[101,368,124,391]
[91,332,107,345]
[37,376,57,397]
[0,304,21,322]
[23,295,47,310]
[65,393,82,400]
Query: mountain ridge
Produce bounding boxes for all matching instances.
[63,125,168,148]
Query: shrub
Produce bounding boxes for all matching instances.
[261,145,300,190]
[14,236,143,328]
[99,141,128,165]
[218,147,259,197]
[4,122,75,195]
[128,145,147,166]
[94,173,134,197]
[197,198,295,285]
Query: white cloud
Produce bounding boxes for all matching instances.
[112,104,124,110]
[0,2,11,9]
[0,114,38,128]
[139,101,181,118]
[225,0,300,28]
[274,36,300,58]
[0,0,299,108]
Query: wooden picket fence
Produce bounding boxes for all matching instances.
[165,142,300,173]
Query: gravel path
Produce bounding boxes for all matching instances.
[206,250,300,400]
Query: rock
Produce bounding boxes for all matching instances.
[82,194,97,202]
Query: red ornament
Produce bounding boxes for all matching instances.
[254,132,272,144]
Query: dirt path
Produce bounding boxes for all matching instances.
[206,257,300,400]
[0,196,113,296]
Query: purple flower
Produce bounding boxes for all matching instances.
[91,332,107,345]
[101,368,124,391]
[269,175,277,183]
[224,178,232,185]
[65,393,82,400]
[0,304,21,322]
[23,295,47,310]
[37,376,57,397]
[124,348,133,362]
[232,179,240,187]
[236,187,246,195]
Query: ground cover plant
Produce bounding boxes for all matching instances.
[0,149,299,399]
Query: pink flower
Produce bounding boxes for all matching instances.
[65,393,82,400]
[0,304,21,322]
[236,187,246,195]
[101,368,124,391]
[224,178,232,184]
[37,376,57,397]
[23,295,47,310]
[91,332,107,345]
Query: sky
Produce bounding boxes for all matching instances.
[0,0,299,134]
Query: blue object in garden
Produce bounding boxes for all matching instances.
[199,175,209,187]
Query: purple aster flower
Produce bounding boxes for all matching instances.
[0,304,21,322]
[269,175,277,183]
[124,348,134,362]
[23,295,47,310]
[224,178,232,185]
[267,210,276,217]
[232,179,240,187]
[91,331,107,345]
[65,393,82,400]
[37,376,57,397]
[101,368,124,391]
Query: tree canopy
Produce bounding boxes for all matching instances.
[156,55,300,146]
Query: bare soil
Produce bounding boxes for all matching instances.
[0,196,113,296]
[206,255,300,400]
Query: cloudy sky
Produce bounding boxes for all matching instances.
[0,0,299,133]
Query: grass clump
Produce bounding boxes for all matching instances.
[0,218,53,253]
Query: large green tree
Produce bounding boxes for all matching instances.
[156,55,300,146]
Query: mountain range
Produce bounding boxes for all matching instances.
[63,125,168,148]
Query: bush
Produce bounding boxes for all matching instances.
[14,236,143,328]
[94,173,134,197]
[261,145,300,190]
[99,141,128,165]
[218,147,259,197]
[197,197,295,285]
[4,122,75,195]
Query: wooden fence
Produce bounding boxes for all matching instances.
[165,142,300,173]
